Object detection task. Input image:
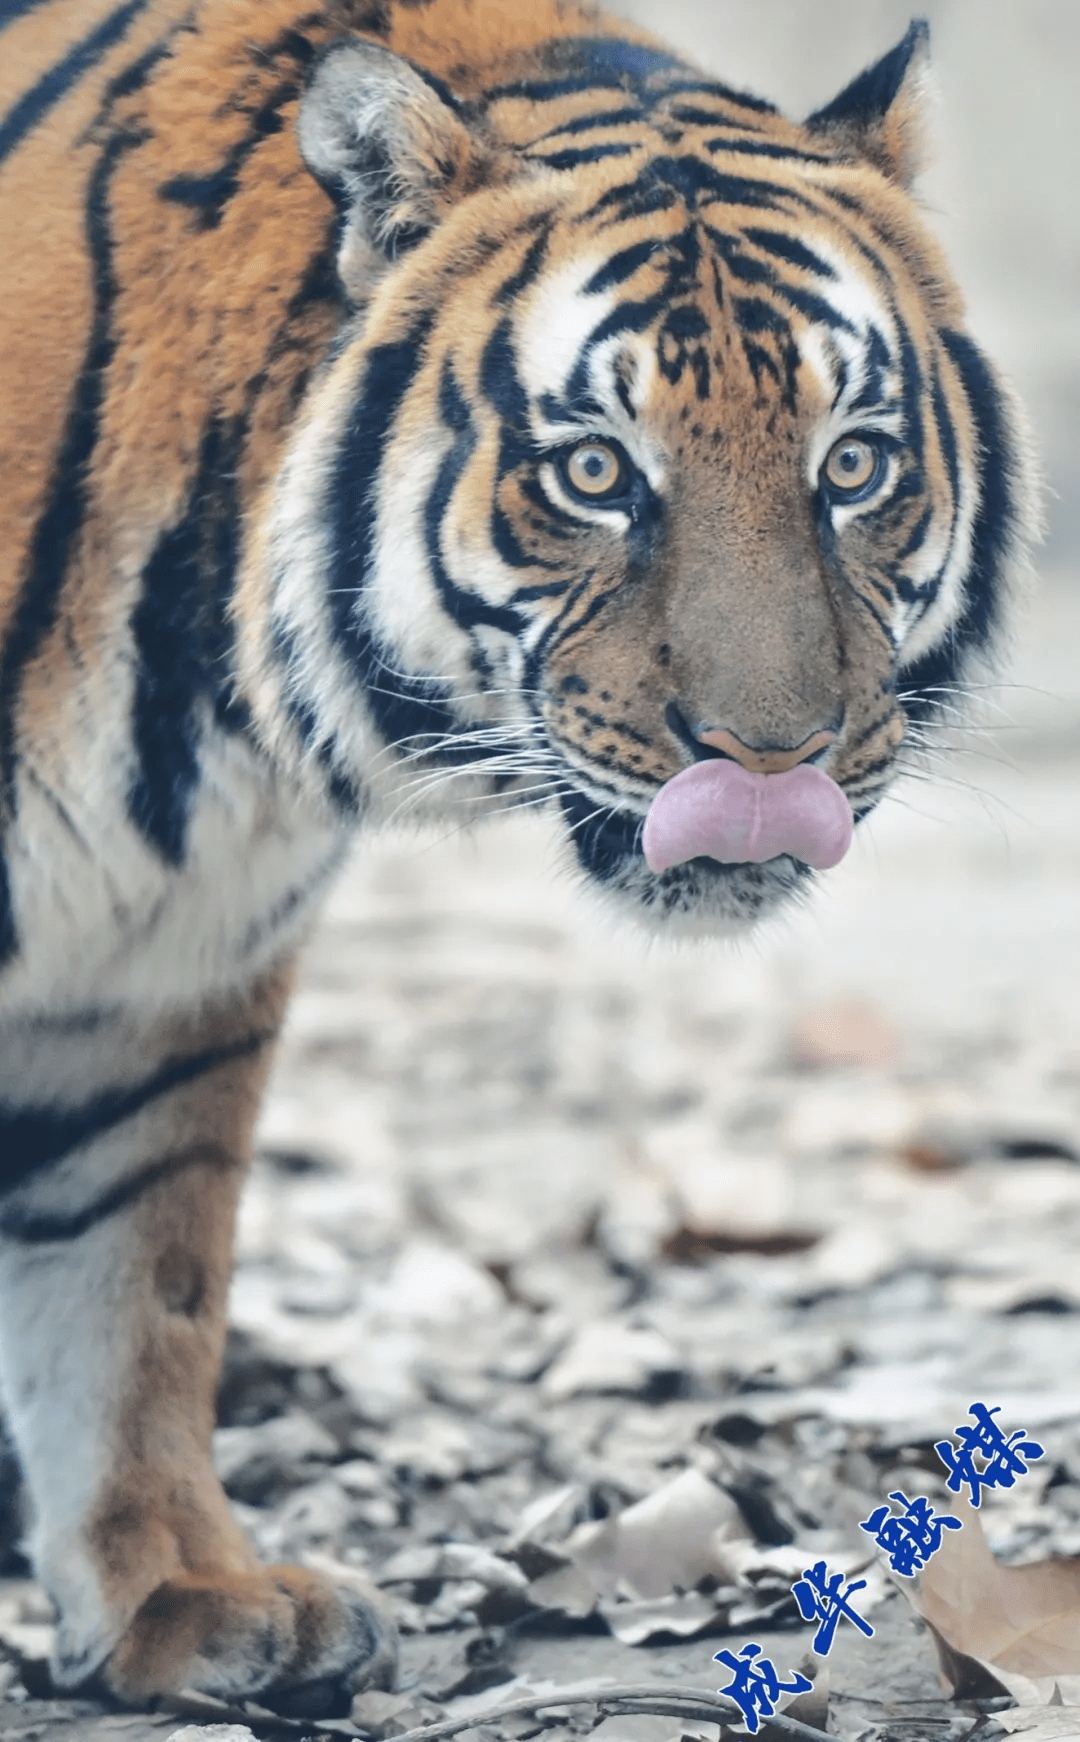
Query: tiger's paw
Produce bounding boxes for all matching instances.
[100,1564,397,1718]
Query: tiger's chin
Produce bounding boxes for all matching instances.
[554,792,815,939]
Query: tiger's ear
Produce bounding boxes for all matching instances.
[298,40,497,289]
[805,19,932,189]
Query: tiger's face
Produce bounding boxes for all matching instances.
[244,26,1033,935]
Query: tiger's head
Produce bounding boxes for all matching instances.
[241,20,1037,935]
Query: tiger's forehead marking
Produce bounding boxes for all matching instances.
[515,255,618,407]
[514,168,904,459]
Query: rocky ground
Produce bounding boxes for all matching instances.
[3,576,1080,1741]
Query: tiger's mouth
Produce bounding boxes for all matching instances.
[552,760,889,932]
[555,783,815,929]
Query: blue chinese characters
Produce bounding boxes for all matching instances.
[714,1401,1044,1717]
[859,1490,962,1577]
[791,1560,875,1654]
[935,1403,1044,1508]
[713,1644,813,1736]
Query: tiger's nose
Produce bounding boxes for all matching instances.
[665,704,839,776]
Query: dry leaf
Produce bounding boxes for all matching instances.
[526,1559,599,1618]
[921,1620,1013,1701]
[781,1660,829,1734]
[789,998,899,1070]
[167,1729,260,1742]
[524,1469,747,1631]
[540,1320,681,1402]
[599,1590,723,1644]
[993,1717,1080,1739]
[914,1495,1080,1676]
[590,1716,716,1742]
[569,1468,745,1600]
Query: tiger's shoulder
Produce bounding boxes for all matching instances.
[0,0,665,1003]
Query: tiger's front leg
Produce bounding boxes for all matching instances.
[0,972,395,1716]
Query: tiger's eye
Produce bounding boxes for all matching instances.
[823,436,879,494]
[565,441,622,498]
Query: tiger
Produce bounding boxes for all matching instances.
[0,0,1037,1718]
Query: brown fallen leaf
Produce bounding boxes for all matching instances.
[788,998,898,1070]
[781,1660,829,1736]
[921,1619,1012,1701]
[913,1494,1080,1677]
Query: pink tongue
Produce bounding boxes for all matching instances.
[642,760,853,874]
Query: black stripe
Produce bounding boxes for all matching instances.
[845,710,897,758]
[0,1033,270,1189]
[707,229,773,287]
[667,105,766,130]
[585,157,800,226]
[0,0,147,165]
[508,578,570,604]
[932,356,961,513]
[849,324,892,412]
[0,126,139,968]
[486,70,629,105]
[741,227,837,279]
[493,222,551,305]
[0,854,12,969]
[904,355,961,605]
[268,617,360,811]
[0,14,177,972]
[532,142,637,171]
[330,318,433,654]
[86,10,182,128]
[158,73,305,230]
[705,136,836,165]
[734,297,785,335]
[424,361,524,637]
[896,503,934,568]
[897,320,926,467]
[491,451,561,571]
[1,1143,234,1244]
[126,417,242,862]
[323,315,468,752]
[706,227,852,334]
[583,236,660,295]
[485,39,682,106]
[156,22,317,229]
[564,297,666,408]
[661,80,776,117]
[901,329,1016,702]
[130,221,342,847]
[535,106,644,141]
[479,318,530,428]
[522,565,600,690]
[781,281,854,332]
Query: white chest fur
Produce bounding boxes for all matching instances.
[0,715,348,1059]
